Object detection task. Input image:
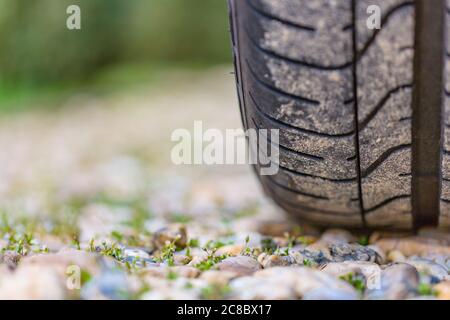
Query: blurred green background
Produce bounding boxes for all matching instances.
[0,0,231,112]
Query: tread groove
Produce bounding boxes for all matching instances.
[248,90,351,138]
[251,118,325,161]
[278,163,357,183]
[246,0,316,32]
[264,182,358,216]
[244,25,352,71]
[365,195,411,214]
[358,84,413,129]
[411,0,445,229]
[263,175,329,200]
[249,83,415,138]
[245,1,414,70]
[352,0,366,227]
[246,59,320,105]
[361,144,412,177]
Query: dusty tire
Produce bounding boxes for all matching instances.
[228,0,450,230]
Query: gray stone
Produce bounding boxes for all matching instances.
[405,257,449,282]
[228,276,296,300]
[321,261,381,285]
[0,251,21,270]
[200,270,237,286]
[422,254,450,272]
[291,246,331,266]
[258,253,296,268]
[216,256,261,276]
[366,263,419,300]
[319,229,356,245]
[229,267,358,300]
[329,244,383,263]
[123,248,151,260]
[81,267,130,300]
[122,248,157,267]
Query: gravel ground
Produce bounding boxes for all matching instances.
[0,67,449,300]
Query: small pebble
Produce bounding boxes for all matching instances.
[216,256,260,276]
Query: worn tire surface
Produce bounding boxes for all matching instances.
[228,0,450,230]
